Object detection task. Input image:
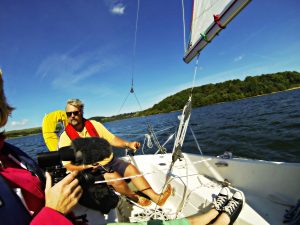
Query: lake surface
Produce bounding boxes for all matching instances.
[7,89,300,163]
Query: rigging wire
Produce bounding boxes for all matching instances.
[116,1,204,219]
[161,4,202,216]
[131,0,140,88]
[190,125,203,155]
[148,123,167,154]
[170,13,201,168]
[116,0,167,157]
[118,92,131,114]
[121,1,165,158]
[181,0,187,52]
[117,0,143,114]
[190,54,200,95]
[133,90,143,111]
[94,157,216,184]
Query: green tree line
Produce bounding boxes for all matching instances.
[6,71,300,138]
[5,127,42,138]
[140,71,300,116]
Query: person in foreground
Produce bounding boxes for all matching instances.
[0,69,83,225]
[109,187,245,225]
[58,98,172,207]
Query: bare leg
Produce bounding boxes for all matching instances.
[103,171,151,206]
[212,213,230,225]
[103,171,136,197]
[187,208,219,225]
[124,164,172,205]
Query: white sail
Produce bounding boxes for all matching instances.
[184,0,251,63]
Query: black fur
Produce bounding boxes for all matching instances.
[71,137,112,164]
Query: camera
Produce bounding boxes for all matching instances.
[37,137,119,214]
[37,137,113,186]
[37,150,95,187]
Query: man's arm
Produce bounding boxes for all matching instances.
[111,136,141,152]
[92,120,141,152]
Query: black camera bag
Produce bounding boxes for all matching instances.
[79,171,119,214]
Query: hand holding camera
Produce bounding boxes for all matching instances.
[37,137,119,214]
[45,171,83,215]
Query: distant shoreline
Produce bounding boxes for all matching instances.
[6,132,40,140]
[7,87,300,140]
[214,86,300,105]
[250,86,300,98]
[6,71,300,138]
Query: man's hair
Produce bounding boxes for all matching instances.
[66,99,84,112]
[0,69,15,127]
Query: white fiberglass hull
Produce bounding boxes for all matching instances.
[120,153,300,225]
[70,153,299,224]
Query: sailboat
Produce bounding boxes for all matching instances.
[41,0,300,224]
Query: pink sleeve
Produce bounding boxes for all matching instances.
[30,207,73,225]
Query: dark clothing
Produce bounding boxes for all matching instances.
[0,140,73,225]
[102,156,130,177]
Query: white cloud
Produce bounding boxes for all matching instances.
[11,119,29,127]
[103,0,126,15]
[234,55,244,62]
[37,50,104,82]
[34,46,128,102]
[111,3,126,15]
[35,47,117,92]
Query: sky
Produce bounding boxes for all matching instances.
[1,0,299,131]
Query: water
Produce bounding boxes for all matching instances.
[7,89,300,163]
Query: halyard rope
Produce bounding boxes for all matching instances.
[131,0,140,88]
[94,157,214,184]
[115,125,175,137]
[117,0,143,114]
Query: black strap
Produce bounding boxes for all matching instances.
[0,174,32,224]
[3,143,46,185]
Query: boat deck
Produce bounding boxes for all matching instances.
[121,153,300,225]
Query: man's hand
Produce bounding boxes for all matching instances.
[45,171,83,215]
[127,141,140,152]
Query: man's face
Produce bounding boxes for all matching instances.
[66,104,83,126]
